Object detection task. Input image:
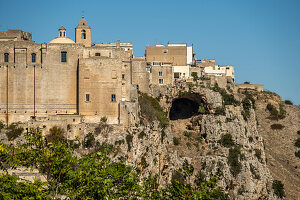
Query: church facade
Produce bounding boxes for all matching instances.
[0,17,141,126]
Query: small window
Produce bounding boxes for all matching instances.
[60,32,62,37]
[152,61,161,66]
[158,79,164,84]
[85,94,90,102]
[81,30,86,39]
[4,53,9,63]
[61,51,67,62]
[163,49,168,54]
[158,71,163,76]
[63,32,65,37]
[95,53,101,56]
[122,74,125,79]
[111,94,116,102]
[31,53,36,63]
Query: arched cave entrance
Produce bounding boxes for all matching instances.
[169,98,199,120]
[169,93,208,120]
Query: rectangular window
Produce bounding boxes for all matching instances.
[158,79,164,84]
[61,51,67,62]
[85,94,90,102]
[122,74,125,79]
[31,53,36,63]
[111,94,116,102]
[152,61,161,66]
[4,53,9,63]
[158,71,163,76]
[174,73,180,79]
[95,53,101,56]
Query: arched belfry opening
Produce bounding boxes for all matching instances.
[81,30,86,39]
[75,15,91,47]
[169,93,208,120]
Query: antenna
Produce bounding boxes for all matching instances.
[82,11,84,18]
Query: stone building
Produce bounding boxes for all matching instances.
[0,16,138,126]
[0,29,32,41]
[146,44,195,79]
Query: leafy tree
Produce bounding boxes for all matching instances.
[219,134,234,148]
[173,137,180,145]
[5,122,24,141]
[46,126,65,143]
[295,138,300,148]
[83,132,95,148]
[0,128,229,199]
[191,72,198,81]
[0,174,50,199]
[284,100,293,105]
[272,180,285,198]
[0,120,4,132]
[227,146,242,177]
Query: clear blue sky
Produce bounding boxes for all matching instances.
[1,0,299,104]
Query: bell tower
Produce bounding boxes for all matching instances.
[58,26,66,38]
[75,15,91,47]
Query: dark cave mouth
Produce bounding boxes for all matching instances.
[169,98,200,120]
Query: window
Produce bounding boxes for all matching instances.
[152,61,161,66]
[158,71,163,76]
[63,32,65,37]
[146,66,151,72]
[163,49,168,54]
[111,94,116,102]
[31,53,36,63]
[122,74,125,79]
[81,30,86,39]
[85,94,90,102]
[61,51,67,62]
[158,79,164,84]
[4,53,9,63]
[174,73,180,79]
[95,53,101,56]
[60,32,62,37]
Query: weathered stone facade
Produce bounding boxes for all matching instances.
[0,17,138,126]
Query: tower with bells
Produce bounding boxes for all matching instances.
[75,15,91,47]
[58,26,66,38]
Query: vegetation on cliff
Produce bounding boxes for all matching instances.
[0,129,228,199]
[138,92,169,128]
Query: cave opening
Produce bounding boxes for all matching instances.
[169,98,200,120]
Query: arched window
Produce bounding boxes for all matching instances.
[60,31,62,37]
[81,30,86,39]
[63,32,65,37]
[31,53,36,63]
[4,53,9,62]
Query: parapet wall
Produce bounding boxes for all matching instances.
[236,84,264,92]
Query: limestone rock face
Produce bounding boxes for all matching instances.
[2,82,292,199]
[92,83,281,199]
